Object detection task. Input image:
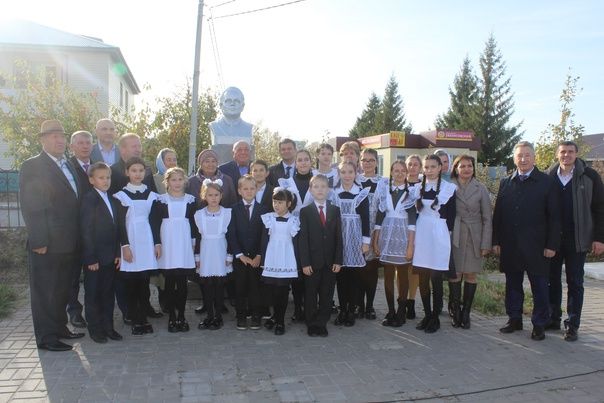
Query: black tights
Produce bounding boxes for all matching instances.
[358,260,379,310]
[267,284,289,325]
[418,269,443,315]
[124,275,149,326]
[384,264,409,312]
[203,278,224,319]
[164,274,188,319]
[336,268,359,313]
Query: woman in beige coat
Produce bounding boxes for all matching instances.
[449,155,492,329]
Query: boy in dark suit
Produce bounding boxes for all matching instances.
[299,174,343,337]
[227,175,269,330]
[80,162,123,343]
[251,160,274,212]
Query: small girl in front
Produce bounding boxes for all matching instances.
[412,154,457,333]
[113,157,159,335]
[374,161,419,327]
[331,161,370,327]
[260,188,300,335]
[194,179,232,331]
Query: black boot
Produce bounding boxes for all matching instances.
[461,282,477,329]
[449,281,462,328]
[417,291,432,330]
[406,299,416,319]
[425,312,440,334]
[394,299,406,326]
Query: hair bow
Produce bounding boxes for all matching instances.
[273,186,286,193]
[202,178,223,187]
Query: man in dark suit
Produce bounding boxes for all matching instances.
[80,162,123,343]
[108,133,161,322]
[227,175,269,330]
[545,141,604,341]
[218,140,251,189]
[268,138,297,187]
[299,175,343,337]
[90,118,120,165]
[493,141,561,341]
[19,120,85,351]
[66,130,94,328]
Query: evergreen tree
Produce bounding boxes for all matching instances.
[378,75,412,134]
[435,56,479,130]
[475,34,522,166]
[349,92,381,138]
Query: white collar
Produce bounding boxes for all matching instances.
[391,183,407,191]
[336,184,361,194]
[557,166,574,177]
[125,183,147,193]
[243,199,255,206]
[282,161,295,169]
[314,200,327,209]
[359,174,381,183]
[516,168,534,178]
[45,151,64,164]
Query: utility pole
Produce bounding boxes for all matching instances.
[188,0,204,175]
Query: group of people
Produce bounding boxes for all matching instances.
[19,118,604,352]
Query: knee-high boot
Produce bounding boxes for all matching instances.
[449,281,462,328]
[461,282,477,329]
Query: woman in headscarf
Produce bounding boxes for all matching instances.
[154,148,178,194]
[186,149,236,208]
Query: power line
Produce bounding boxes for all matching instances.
[207,8,225,89]
[208,0,237,9]
[210,0,307,20]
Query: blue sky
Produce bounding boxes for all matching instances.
[3,0,603,143]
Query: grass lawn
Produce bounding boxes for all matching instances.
[0,229,29,319]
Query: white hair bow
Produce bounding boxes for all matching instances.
[202,178,223,187]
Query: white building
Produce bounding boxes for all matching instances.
[0,20,140,169]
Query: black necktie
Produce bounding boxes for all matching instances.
[245,203,251,220]
[285,166,292,179]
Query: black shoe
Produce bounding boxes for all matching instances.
[344,312,355,327]
[210,317,223,330]
[424,316,440,334]
[406,300,416,320]
[395,300,406,326]
[90,333,108,344]
[545,320,561,331]
[106,330,123,341]
[123,316,133,325]
[274,324,285,335]
[70,314,87,328]
[531,326,545,341]
[318,326,328,337]
[195,305,207,315]
[132,325,146,335]
[416,316,431,330]
[250,317,261,330]
[365,307,376,320]
[236,318,248,330]
[264,317,276,330]
[381,311,395,326]
[198,317,214,330]
[59,331,85,340]
[334,311,346,326]
[143,323,154,334]
[38,341,72,351]
[564,325,578,342]
[178,319,190,332]
[168,319,179,333]
[260,308,272,320]
[500,319,523,334]
[146,309,163,318]
[307,326,319,337]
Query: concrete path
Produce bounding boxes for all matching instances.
[0,279,603,402]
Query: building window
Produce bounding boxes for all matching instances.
[119,82,124,108]
[396,154,407,161]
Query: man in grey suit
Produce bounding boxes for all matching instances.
[90,118,120,165]
[19,120,85,351]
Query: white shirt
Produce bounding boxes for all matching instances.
[557,166,574,186]
[242,199,255,218]
[314,201,327,211]
[100,144,117,165]
[516,168,534,179]
[255,183,266,204]
[282,161,295,177]
[95,188,114,219]
[45,151,78,195]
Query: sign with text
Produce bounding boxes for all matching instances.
[436,130,473,141]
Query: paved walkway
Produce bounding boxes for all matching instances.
[0,278,603,402]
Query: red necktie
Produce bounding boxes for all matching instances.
[319,205,326,227]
